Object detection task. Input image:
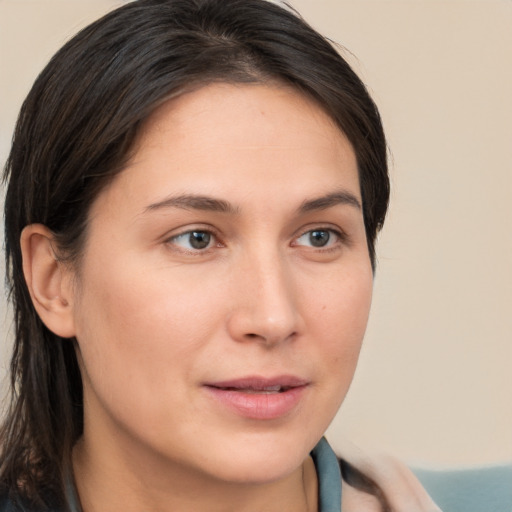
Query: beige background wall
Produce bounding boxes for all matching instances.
[1,0,510,468]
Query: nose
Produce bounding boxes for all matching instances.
[226,249,302,346]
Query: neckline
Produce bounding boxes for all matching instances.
[310,437,343,512]
[66,437,342,512]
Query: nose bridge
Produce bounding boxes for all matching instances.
[228,240,300,345]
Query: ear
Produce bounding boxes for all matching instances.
[20,224,76,338]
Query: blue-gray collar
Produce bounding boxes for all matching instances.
[66,437,342,512]
[311,437,342,512]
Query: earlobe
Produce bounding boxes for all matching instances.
[20,224,76,338]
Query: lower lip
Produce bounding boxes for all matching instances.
[204,385,308,420]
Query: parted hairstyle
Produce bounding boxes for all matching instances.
[1,0,389,508]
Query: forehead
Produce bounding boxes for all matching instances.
[143,83,354,172]
[95,82,360,218]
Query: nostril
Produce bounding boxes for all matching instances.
[243,330,297,345]
[245,333,262,340]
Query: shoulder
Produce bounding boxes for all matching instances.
[340,480,384,511]
[339,456,442,512]
[0,491,21,512]
[339,458,389,512]
[0,493,21,512]
[0,492,60,512]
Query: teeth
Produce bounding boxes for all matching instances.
[220,385,285,393]
[262,385,282,392]
[243,389,281,394]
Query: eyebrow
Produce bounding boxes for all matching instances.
[143,189,361,216]
[144,194,239,214]
[298,191,362,213]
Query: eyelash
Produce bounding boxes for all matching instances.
[165,226,347,254]
[292,227,347,252]
[166,227,223,254]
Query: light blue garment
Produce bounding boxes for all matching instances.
[6,440,512,512]
[413,463,512,512]
[65,473,81,512]
[311,437,343,512]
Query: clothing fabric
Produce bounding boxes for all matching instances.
[0,437,342,512]
[311,437,343,511]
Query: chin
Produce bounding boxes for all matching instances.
[210,450,305,485]
[187,425,322,485]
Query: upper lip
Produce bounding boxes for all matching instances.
[204,375,309,391]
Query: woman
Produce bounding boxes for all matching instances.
[1,0,440,510]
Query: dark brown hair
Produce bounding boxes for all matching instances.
[2,0,389,508]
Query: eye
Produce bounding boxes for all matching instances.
[294,228,342,248]
[169,230,216,251]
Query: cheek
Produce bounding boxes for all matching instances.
[72,274,211,445]
[310,263,373,338]
[287,265,372,446]
[307,264,373,382]
[72,258,224,395]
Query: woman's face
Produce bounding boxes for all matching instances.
[69,83,373,485]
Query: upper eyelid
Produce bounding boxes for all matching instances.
[164,227,223,253]
[294,224,347,240]
[164,224,221,241]
[293,227,345,245]
[163,228,220,257]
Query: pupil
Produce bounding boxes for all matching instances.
[190,231,211,249]
[309,230,329,247]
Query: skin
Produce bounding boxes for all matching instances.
[23,83,374,511]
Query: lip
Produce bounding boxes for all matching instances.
[203,375,309,420]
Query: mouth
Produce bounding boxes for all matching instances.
[209,385,297,395]
[203,376,309,420]
[205,375,309,392]
[212,385,291,394]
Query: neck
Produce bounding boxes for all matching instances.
[72,435,318,512]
